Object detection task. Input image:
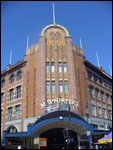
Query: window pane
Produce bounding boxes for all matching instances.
[8,107,12,120]
[1,93,4,101]
[46,82,50,93]
[100,91,104,101]
[58,63,62,73]
[64,81,68,93]
[106,94,109,101]
[97,106,102,118]
[91,105,96,116]
[1,79,5,88]
[10,75,15,83]
[51,81,55,94]
[15,105,20,118]
[88,86,93,97]
[63,63,67,73]
[87,70,92,79]
[93,75,98,82]
[9,89,14,100]
[103,108,107,119]
[46,63,50,73]
[108,110,112,120]
[17,71,22,80]
[16,85,21,98]
[51,63,55,73]
[95,89,99,99]
[59,81,63,93]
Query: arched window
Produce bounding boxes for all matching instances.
[17,71,22,80]
[7,126,18,133]
[1,79,5,88]
[10,74,15,84]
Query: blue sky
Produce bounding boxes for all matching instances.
[1,1,112,75]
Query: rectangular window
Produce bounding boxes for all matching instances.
[97,106,102,118]
[46,82,50,93]
[106,94,109,101]
[15,105,20,119]
[88,86,93,98]
[51,81,55,94]
[58,63,62,73]
[1,92,4,101]
[9,89,14,100]
[93,75,98,82]
[100,91,104,102]
[64,81,68,93]
[59,81,63,93]
[98,78,102,85]
[103,108,107,119]
[91,105,96,116]
[87,70,92,79]
[1,79,5,88]
[108,110,112,120]
[8,107,13,120]
[46,62,50,73]
[95,89,99,99]
[51,62,55,73]
[16,85,21,99]
[63,63,67,73]
[10,75,15,84]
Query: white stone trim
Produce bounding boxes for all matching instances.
[41,24,70,36]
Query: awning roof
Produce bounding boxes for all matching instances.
[5,132,30,137]
[5,110,93,138]
[98,132,112,143]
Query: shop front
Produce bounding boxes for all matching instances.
[4,110,93,149]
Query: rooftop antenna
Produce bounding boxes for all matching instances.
[79,38,83,49]
[26,35,29,49]
[9,50,12,65]
[109,64,112,76]
[52,2,56,24]
[96,52,100,67]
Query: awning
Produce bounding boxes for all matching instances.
[98,132,112,143]
[5,132,30,137]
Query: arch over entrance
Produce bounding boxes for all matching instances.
[4,111,93,149]
[32,110,90,136]
[30,110,91,149]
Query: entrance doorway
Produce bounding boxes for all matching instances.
[40,128,78,149]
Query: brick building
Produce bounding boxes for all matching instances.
[1,24,112,149]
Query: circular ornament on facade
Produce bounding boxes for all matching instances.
[50,31,61,40]
[55,31,61,40]
[50,31,55,40]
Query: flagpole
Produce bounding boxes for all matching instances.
[109,64,112,76]
[96,52,100,67]
[80,38,82,49]
[27,35,29,49]
[52,2,56,24]
[9,50,12,65]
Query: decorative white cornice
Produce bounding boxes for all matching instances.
[41,24,70,36]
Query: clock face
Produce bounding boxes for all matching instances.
[50,31,61,40]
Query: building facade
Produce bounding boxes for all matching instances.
[1,24,112,148]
